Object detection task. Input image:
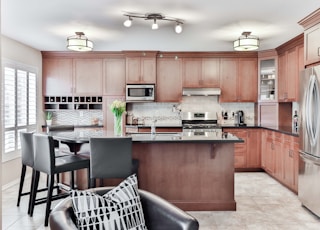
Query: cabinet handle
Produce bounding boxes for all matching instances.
[318,47,320,57]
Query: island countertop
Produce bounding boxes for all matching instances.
[50,130,244,144]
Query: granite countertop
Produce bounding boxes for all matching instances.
[126,124,299,137]
[128,132,244,143]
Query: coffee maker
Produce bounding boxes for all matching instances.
[234,110,246,126]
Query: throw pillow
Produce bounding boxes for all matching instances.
[71,174,147,230]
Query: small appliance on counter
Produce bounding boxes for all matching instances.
[234,110,246,126]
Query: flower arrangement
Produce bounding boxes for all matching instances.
[110,100,126,117]
[110,100,126,136]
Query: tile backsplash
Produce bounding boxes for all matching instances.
[51,110,103,126]
[127,96,255,126]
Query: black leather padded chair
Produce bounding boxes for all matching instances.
[49,187,199,230]
[47,125,75,154]
[89,137,139,188]
[30,133,91,226]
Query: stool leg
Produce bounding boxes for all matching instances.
[27,169,36,215]
[17,165,27,206]
[29,170,40,217]
[44,174,54,227]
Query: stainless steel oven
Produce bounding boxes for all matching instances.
[181,112,222,137]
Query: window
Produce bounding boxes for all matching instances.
[2,64,37,161]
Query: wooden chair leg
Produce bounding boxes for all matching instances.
[17,165,27,207]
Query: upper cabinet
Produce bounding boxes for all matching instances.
[298,9,320,66]
[43,58,73,96]
[157,57,182,102]
[182,58,220,87]
[124,51,158,84]
[220,57,258,102]
[103,58,126,96]
[73,59,103,95]
[276,34,304,102]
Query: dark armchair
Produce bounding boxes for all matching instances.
[49,187,199,230]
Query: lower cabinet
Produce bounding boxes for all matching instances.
[224,128,261,169]
[261,129,299,193]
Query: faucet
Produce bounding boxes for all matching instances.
[151,119,157,135]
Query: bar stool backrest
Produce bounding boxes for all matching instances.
[33,134,56,175]
[89,137,132,179]
[20,132,35,167]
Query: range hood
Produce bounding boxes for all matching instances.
[182,87,221,96]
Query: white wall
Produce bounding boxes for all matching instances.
[1,35,42,186]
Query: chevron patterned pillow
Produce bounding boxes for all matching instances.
[71,174,147,230]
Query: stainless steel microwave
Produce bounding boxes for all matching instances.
[126,84,155,102]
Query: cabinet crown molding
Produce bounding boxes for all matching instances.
[298,8,320,30]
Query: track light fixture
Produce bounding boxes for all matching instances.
[123,12,184,34]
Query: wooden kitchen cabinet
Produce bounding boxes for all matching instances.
[238,58,258,102]
[182,58,220,87]
[220,58,238,102]
[73,59,103,95]
[220,58,258,102]
[246,129,261,168]
[202,58,220,87]
[224,128,260,169]
[156,58,182,102]
[304,23,320,66]
[43,58,73,96]
[126,57,156,83]
[276,35,303,102]
[103,58,126,96]
[264,131,275,174]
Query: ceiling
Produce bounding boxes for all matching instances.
[1,0,319,52]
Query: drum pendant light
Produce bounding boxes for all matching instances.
[67,32,93,52]
[233,32,259,51]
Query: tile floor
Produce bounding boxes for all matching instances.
[2,172,320,229]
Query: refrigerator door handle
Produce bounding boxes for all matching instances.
[299,150,320,166]
[305,74,320,147]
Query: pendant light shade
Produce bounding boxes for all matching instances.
[67,32,93,52]
[233,32,259,51]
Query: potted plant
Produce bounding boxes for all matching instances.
[46,111,53,126]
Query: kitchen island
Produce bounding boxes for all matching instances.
[52,130,243,211]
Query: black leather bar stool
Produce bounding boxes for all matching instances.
[17,132,66,214]
[89,137,139,188]
[30,133,90,226]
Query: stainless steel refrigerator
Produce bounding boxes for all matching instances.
[299,64,320,217]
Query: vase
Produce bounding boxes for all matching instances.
[114,115,122,136]
[46,120,52,126]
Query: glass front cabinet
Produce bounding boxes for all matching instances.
[259,58,277,102]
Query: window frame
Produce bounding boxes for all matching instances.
[2,60,38,162]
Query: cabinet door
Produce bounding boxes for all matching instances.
[126,58,141,83]
[305,23,320,66]
[278,53,287,101]
[43,58,73,96]
[182,58,202,87]
[220,58,238,102]
[202,58,220,87]
[273,135,283,180]
[141,58,156,83]
[73,59,103,95]
[265,134,275,174]
[103,58,126,96]
[246,129,261,168]
[224,128,247,168]
[261,130,268,169]
[126,57,156,83]
[238,58,258,102]
[286,47,298,101]
[157,58,182,102]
